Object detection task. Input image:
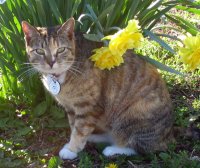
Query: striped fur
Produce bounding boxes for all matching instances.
[22,18,174,155]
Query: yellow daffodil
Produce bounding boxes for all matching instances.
[125,19,141,33]
[105,163,118,168]
[108,31,143,56]
[103,19,143,56]
[90,19,143,70]
[90,47,124,70]
[179,35,200,70]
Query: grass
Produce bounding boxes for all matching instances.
[0,1,200,168]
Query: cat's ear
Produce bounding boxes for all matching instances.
[57,17,75,40]
[21,21,39,44]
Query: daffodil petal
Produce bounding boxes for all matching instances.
[90,47,124,70]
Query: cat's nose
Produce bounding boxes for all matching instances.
[48,60,56,68]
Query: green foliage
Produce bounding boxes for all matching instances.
[33,101,47,117]
[157,151,200,168]
[48,156,62,168]
[78,152,94,168]
[140,55,184,76]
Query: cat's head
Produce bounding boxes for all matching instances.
[22,18,75,75]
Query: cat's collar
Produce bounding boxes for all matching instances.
[52,73,61,78]
[43,74,60,95]
[42,72,66,95]
[50,72,67,84]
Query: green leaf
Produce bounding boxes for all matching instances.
[49,118,69,128]
[166,14,199,36]
[140,55,184,76]
[176,5,200,15]
[35,0,46,26]
[47,0,62,24]
[159,152,170,161]
[0,118,9,128]
[86,4,103,32]
[50,105,65,119]
[97,4,115,24]
[48,156,62,168]
[78,152,93,168]
[144,30,176,54]
[154,33,182,42]
[126,0,140,22]
[146,5,176,29]
[0,158,23,168]
[15,127,32,136]
[0,103,15,111]
[33,101,47,117]
[78,14,94,24]
[71,0,82,17]
[139,0,163,20]
[8,119,26,128]
[106,0,124,28]
[83,34,102,42]
[173,15,199,32]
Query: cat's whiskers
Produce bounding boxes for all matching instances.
[19,66,33,71]
[67,69,78,77]
[70,66,82,75]
[61,60,82,64]
[20,62,40,66]
[18,67,38,82]
[19,63,40,71]
[58,62,83,76]
[61,61,83,67]
[60,65,78,77]
[19,68,37,81]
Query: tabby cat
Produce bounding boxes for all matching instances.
[22,18,173,160]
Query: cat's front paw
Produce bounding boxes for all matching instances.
[59,144,78,160]
[102,146,136,157]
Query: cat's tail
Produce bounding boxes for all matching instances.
[173,125,200,140]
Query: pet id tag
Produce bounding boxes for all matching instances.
[46,75,60,95]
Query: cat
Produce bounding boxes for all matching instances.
[22,18,174,160]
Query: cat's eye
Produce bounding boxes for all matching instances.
[57,47,66,54]
[35,49,45,55]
